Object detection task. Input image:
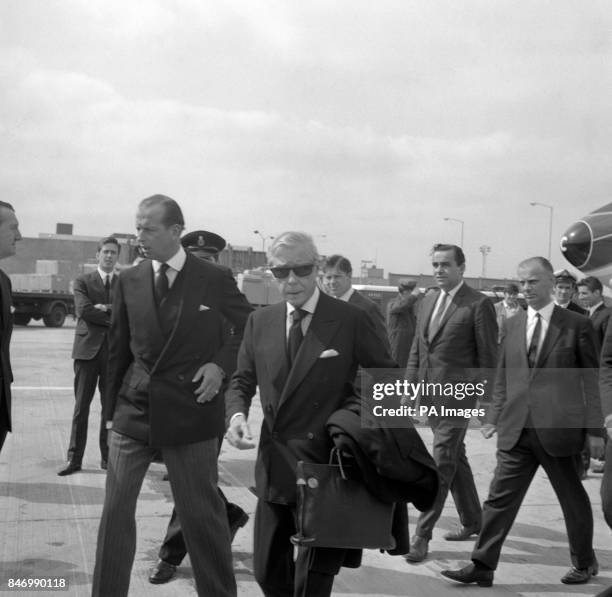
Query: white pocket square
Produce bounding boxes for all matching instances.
[319,349,339,359]
[199,305,210,311]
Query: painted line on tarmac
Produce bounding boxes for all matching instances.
[13,386,73,390]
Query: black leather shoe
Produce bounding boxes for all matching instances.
[57,463,82,476]
[148,560,177,584]
[404,536,428,563]
[228,509,249,541]
[441,563,494,587]
[443,524,481,541]
[561,561,598,584]
[100,460,107,470]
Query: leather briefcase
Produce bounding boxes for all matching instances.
[291,449,395,549]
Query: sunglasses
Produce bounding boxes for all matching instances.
[270,264,316,279]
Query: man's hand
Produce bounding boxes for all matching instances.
[589,435,605,460]
[481,423,496,439]
[93,303,108,311]
[225,413,255,450]
[607,427,612,442]
[193,362,225,403]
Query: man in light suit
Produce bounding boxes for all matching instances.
[92,195,252,597]
[442,256,604,587]
[321,254,389,348]
[405,243,497,562]
[58,237,120,476]
[0,201,21,453]
[225,231,396,597]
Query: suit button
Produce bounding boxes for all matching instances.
[177,374,185,381]
[307,432,314,440]
[266,405,273,413]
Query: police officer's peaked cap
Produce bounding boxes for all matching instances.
[554,268,577,284]
[181,230,227,256]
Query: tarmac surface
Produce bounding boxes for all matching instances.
[0,320,611,596]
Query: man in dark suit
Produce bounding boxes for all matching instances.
[577,276,611,350]
[92,195,252,597]
[225,231,396,597]
[58,237,119,476]
[404,243,497,562]
[0,201,21,453]
[149,230,250,585]
[386,279,419,368]
[442,256,604,587]
[321,254,389,348]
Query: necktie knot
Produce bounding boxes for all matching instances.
[291,308,307,325]
[155,263,170,304]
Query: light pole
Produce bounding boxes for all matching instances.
[253,230,273,252]
[444,217,465,247]
[529,202,553,261]
[479,245,491,278]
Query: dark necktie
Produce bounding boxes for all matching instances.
[155,263,170,305]
[527,313,542,368]
[288,308,307,366]
[104,275,111,304]
[428,292,449,339]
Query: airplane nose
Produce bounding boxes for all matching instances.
[560,221,591,268]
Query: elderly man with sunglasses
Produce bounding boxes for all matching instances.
[225,231,396,597]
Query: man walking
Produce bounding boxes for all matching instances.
[442,257,603,587]
[404,243,497,562]
[59,237,119,475]
[92,195,252,597]
[226,231,396,597]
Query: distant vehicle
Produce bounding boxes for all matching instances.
[10,260,75,327]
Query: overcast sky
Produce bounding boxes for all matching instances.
[2,1,612,278]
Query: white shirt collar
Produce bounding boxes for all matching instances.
[590,301,604,316]
[527,300,555,323]
[440,280,463,299]
[287,286,320,317]
[153,246,186,273]
[97,268,114,281]
[338,287,354,302]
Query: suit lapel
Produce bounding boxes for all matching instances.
[261,304,290,406]
[277,296,341,411]
[419,292,437,344]
[0,271,10,331]
[535,306,562,368]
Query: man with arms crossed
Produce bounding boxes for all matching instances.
[442,257,603,586]
[92,195,252,597]
[0,201,21,453]
[225,231,395,597]
[58,237,120,475]
[404,243,497,562]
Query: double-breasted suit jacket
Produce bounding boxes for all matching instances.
[107,253,253,447]
[226,291,397,504]
[488,306,603,454]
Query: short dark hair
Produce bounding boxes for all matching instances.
[139,194,185,229]
[0,201,15,212]
[323,254,352,275]
[577,276,603,294]
[504,283,519,294]
[432,243,465,267]
[97,236,121,253]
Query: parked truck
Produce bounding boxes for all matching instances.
[10,260,75,327]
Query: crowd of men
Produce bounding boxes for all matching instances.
[1,196,612,596]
